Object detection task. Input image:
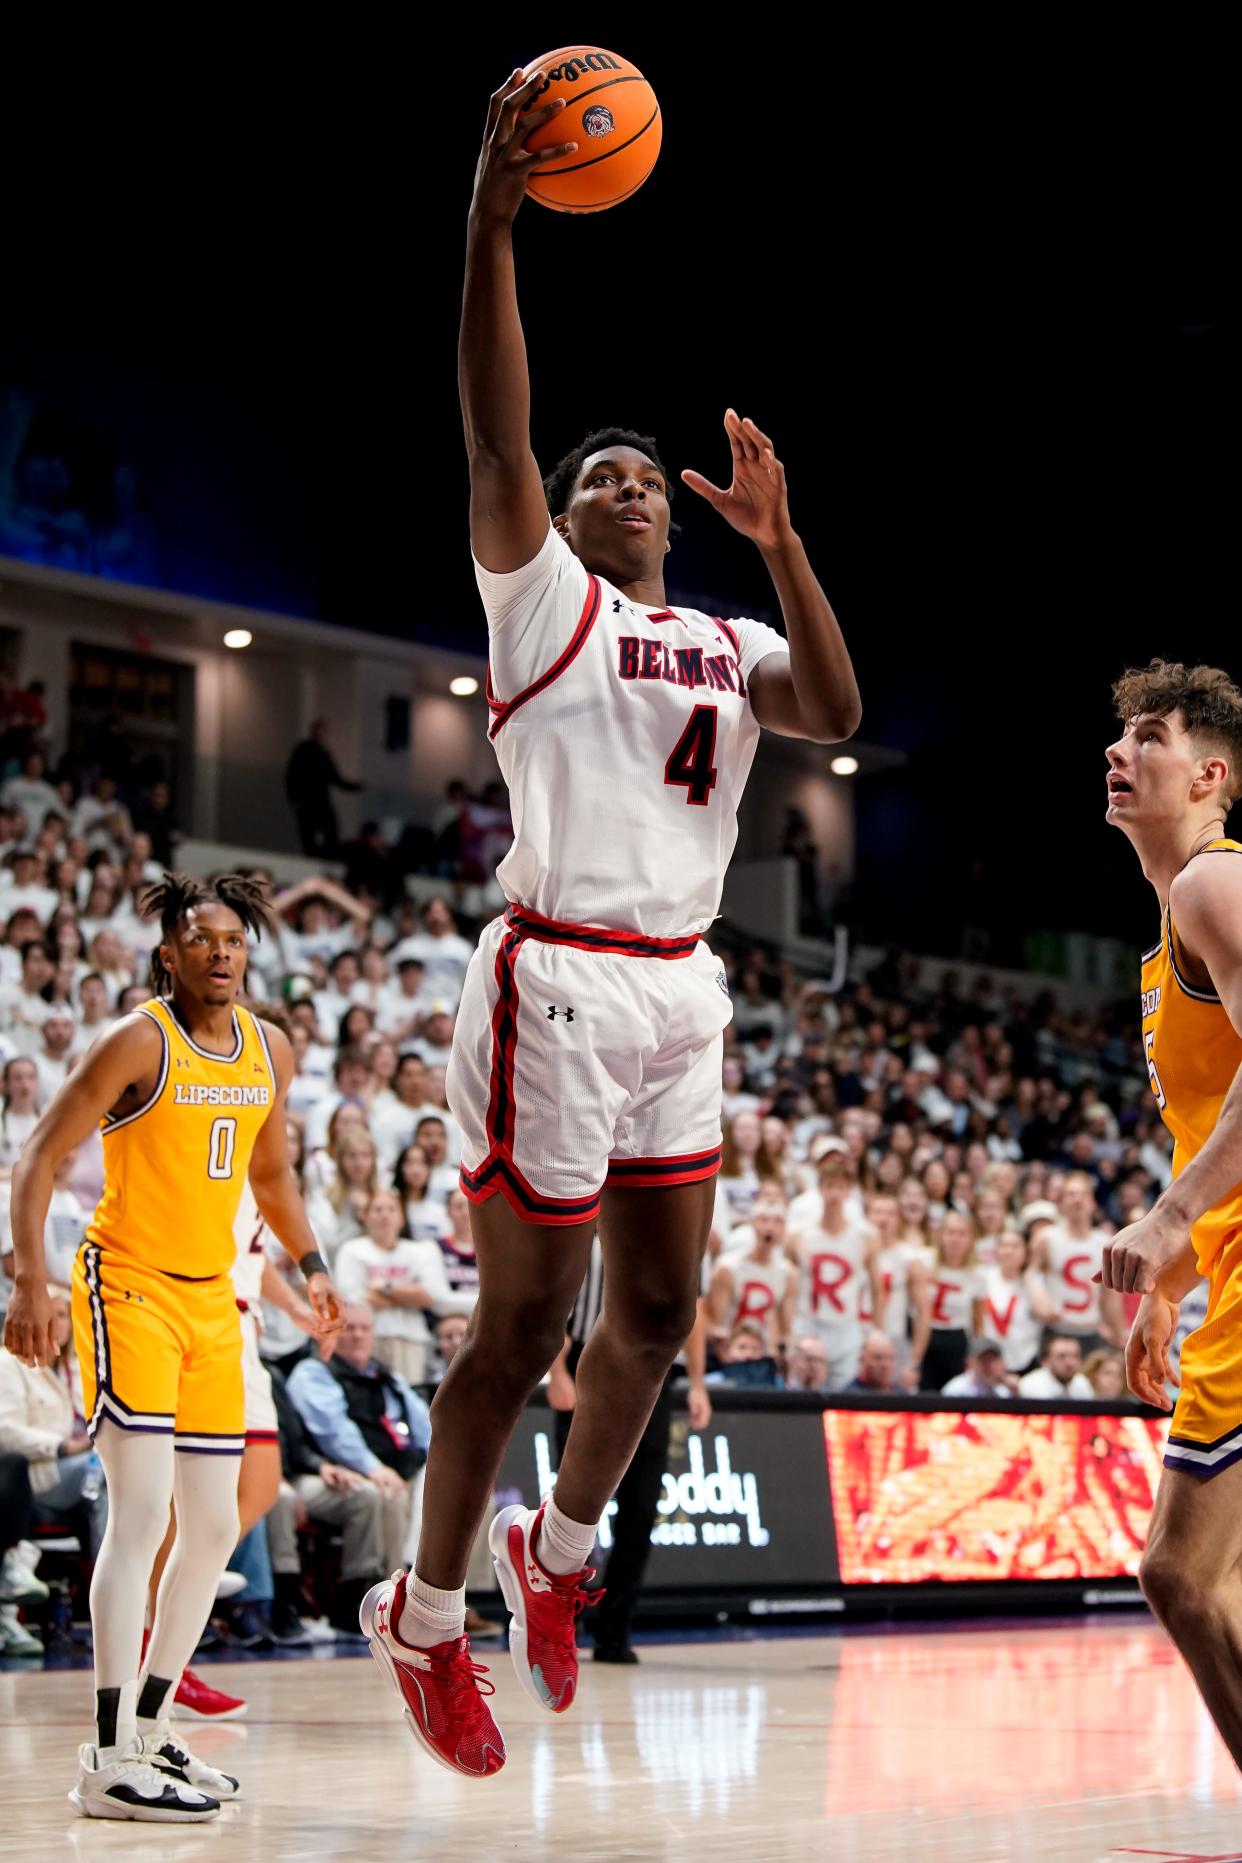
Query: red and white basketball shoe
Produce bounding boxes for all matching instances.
[489,1504,594,1715]
[359,1572,505,1779]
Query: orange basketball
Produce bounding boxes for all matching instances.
[521,47,661,214]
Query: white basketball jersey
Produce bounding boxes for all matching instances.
[792,1219,870,1341]
[1044,1225,1108,1331]
[981,1266,1042,1372]
[232,1181,266,1308]
[475,524,789,935]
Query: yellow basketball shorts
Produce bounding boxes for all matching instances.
[1165,1233,1242,1481]
[72,1242,244,1454]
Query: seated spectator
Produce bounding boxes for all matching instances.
[414,1006,456,1071]
[303,1043,375,1154]
[0,1449,45,1655]
[0,940,55,1051]
[0,749,62,838]
[845,1332,898,1394]
[785,1334,832,1394]
[1083,1347,1127,1399]
[434,1188,479,1303]
[264,1364,390,1636]
[392,1142,448,1243]
[712,1319,779,1387]
[376,955,431,1046]
[287,1305,430,1576]
[2,848,58,923]
[333,1188,456,1386]
[370,1052,462,1172]
[427,1312,470,1391]
[707,1186,789,1357]
[941,1336,1014,1398]
[1018,1333,1095,1399]
[0,1286,107,1558]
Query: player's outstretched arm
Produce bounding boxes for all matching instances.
[1102,855,1242,1294]
[3,1015,164,1367]
[249,1022,342,1338]
[682,410,862,743]
[461,68,577,574]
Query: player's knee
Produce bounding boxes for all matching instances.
[1140,1546,1214,1635]
[469,1297,569,1384]
[613,1292,698,1362]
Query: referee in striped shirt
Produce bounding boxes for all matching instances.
[548,1237,712,1663]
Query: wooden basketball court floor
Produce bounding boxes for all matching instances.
[5,1618,1241,1861]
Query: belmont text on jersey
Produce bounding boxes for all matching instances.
[617,637,747,695]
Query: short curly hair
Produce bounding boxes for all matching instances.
[542,427,674,519]
[1112,657,1242,808]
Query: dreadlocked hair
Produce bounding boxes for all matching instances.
[1112,658,1242,809]
[542,426,680,534]
[141,871,275,996]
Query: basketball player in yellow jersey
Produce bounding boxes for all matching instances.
[1098,659,1242,1770]
[3,873,341,1821]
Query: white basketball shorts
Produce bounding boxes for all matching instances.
[448,903,734,1226]
[239,1304,278,1441]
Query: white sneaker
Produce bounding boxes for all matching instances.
[141,1720,240,1798]
[214,1570,246,1603]
[1,1546,49,1604]
[68,1741,220,1822]
[14,1539,42,1572]
[0,1602,44,1655]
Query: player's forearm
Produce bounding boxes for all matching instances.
[459,216,532,461]
[8,1146,56,1286]
[1153,1240,1203,1302]
[1155,1059,1242,1234]
[251,1172,323,1268]
[758,533,862,741]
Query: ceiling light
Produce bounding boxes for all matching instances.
[830,755,859,776]
[450,676,479,697]
[223,628,252,650]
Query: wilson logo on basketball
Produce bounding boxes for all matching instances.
[582,105,615,139]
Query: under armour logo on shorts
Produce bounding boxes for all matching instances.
[547,1006,575,1022]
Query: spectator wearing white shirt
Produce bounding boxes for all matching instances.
[40,1158,89,1284]
[720,1055,760,1124]
[392,1143,448,1242]
[941,1337,1015,1398]
[273,874,372,973]
[302,1044,375,1153]
[388,896,473,1011]
[69,775,124,844]
[377,956,432,1044]
[411,1006,455,1071]
[1018,1334,1095,1399]
[312,948,364,1039]
[333,1188,455,1387]
[0,751,63,837]
[0,940,54,1052]
[1,849,58,924]
[0,907,44,985]
[304,1126,379,1258]
[369,1052,462,1172]
[412,1114,459,1204]
[85,927,133,1004]
[33,1007,76,1103]
[432,1188,479,1309]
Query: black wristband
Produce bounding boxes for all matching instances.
[299,1251,329,1281]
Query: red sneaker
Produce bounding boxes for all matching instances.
[140,1628,248,1721]
[359,1573,505,1779]
[489,1503,593,1714]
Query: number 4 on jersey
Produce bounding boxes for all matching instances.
[665,705,719,806]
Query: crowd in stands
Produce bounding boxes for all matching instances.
[0,735,1179,1657]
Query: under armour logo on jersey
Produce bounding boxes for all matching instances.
[613,598,623,613]
[547,1005,575,1022]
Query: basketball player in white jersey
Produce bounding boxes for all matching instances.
[706,1186,790,1357]
[783,1154,882,1389]
[360,65,861,1779]
[1030,1170,1124,1350]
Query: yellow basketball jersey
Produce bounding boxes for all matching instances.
[87,997,278,1279]
[1140,838,1242,1275]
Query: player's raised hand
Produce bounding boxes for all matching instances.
[682,411,795,551]
[473,68,579,225]
[2,1281,57,1369]
[1125,1293,1179,1410]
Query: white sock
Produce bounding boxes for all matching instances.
[398,1573,465,1649]
[536,1495,598,1576]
